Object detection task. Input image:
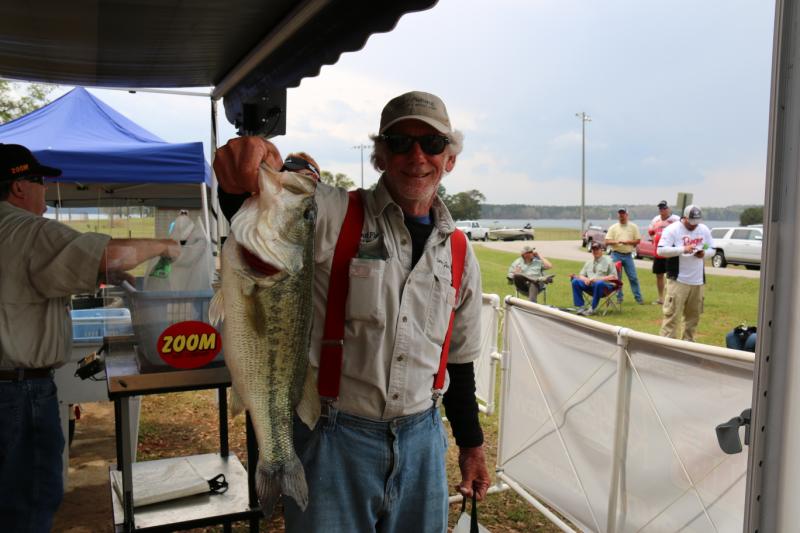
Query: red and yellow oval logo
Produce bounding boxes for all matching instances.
[157,321,222,369]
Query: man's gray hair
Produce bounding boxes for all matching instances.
[368,130,464,173]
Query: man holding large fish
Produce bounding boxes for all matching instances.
[214,91,489,532]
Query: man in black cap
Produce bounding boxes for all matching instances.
[647,201,680,304]
[0,144,182,530]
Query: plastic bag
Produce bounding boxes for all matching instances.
[144,216,214,292]
[454,494,491,533]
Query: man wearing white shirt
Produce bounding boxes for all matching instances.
[656,205,715,341]
[648,200,680,304]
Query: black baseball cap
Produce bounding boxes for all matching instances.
[657,200,668,209]
[0,144,62,182]
[590,241,603,250]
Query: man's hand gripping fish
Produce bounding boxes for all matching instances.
[209,163,316,517]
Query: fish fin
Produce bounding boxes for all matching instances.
[295,368,321,430]
[208,289,224,326]
[229,387,245,418]
[256,454,309,516]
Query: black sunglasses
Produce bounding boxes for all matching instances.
[379,134,450,155]
[281,156,320,179]
[23,176,45,185]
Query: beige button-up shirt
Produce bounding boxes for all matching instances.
[606,222,641,254]
[0,201,110,369]
[306,178,483,421]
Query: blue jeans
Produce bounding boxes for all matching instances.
[0,377,64,532]
[284,406,449,533]
[611,252,642,302]
[571,279,615,309]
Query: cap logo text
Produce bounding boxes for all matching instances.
[10,163,29,174]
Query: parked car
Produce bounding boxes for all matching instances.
[709,226,763,269]
[635,234,657,259]
[455,220,489,241]
[581,225,606,249]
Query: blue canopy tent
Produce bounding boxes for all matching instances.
[0,87,211,208]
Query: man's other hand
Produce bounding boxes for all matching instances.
[214,137,283,195]
[456,445,491,501]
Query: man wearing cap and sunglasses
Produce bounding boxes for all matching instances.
[214,91,489,532]
[657,204,715,342]
[0,143,181,530]
[648,201,680,304]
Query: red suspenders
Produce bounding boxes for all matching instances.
[434,228,466,392]
[318,191,364,399]
[317,190,468,401]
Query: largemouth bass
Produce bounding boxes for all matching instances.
[209,164,316,517]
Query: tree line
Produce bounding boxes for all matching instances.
[480,204,763,223]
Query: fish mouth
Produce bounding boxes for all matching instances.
[240,245,281,276]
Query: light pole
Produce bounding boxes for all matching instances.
[575,112,591,232]
[352,144,369,188]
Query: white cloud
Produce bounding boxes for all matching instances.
[550,131,582,148]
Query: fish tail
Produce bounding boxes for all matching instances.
[208,289,224,326]
[256,454,309,516]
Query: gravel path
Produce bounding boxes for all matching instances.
[477,240,761,279]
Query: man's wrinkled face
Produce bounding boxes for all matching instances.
[522,251,534,262]
[618,211,628,223]
[592,246,604,258]
[379,119,456,212]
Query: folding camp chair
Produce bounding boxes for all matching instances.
[509,273,555,304]
[595,261,623,316]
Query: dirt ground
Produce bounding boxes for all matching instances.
[53,402,117,533]
[52,396,560,533]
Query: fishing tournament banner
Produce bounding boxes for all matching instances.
[498,298,753,532]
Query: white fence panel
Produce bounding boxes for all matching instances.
[498,298,753,533]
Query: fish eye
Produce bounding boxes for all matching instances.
[303,207,315,221]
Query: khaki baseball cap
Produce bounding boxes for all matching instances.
[379,91,452,134]
[521,245,535,254]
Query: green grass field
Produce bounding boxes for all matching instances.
[474,243,759,346]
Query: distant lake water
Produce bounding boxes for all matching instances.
[478,218,740,230]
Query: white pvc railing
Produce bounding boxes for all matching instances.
[476,294,502,415]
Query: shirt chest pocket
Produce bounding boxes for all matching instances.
[345,258,386,325]
[424,268,456,346]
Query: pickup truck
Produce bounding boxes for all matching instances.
[581,225,607,249]
[635,234,657,259]
[455,220,489,241]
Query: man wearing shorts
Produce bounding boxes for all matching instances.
[648,200,679,304]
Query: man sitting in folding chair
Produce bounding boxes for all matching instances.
[507,245,554,303]
[569,241,619,316]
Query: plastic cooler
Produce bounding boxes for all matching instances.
[121,282,223,367]
[71,308,133,345]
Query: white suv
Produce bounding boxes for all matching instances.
[710,225,762,270]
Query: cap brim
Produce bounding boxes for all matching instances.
[32,164,62,178]
[380,115,450,134]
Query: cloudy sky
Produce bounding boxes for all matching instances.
[50,0,775,207]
